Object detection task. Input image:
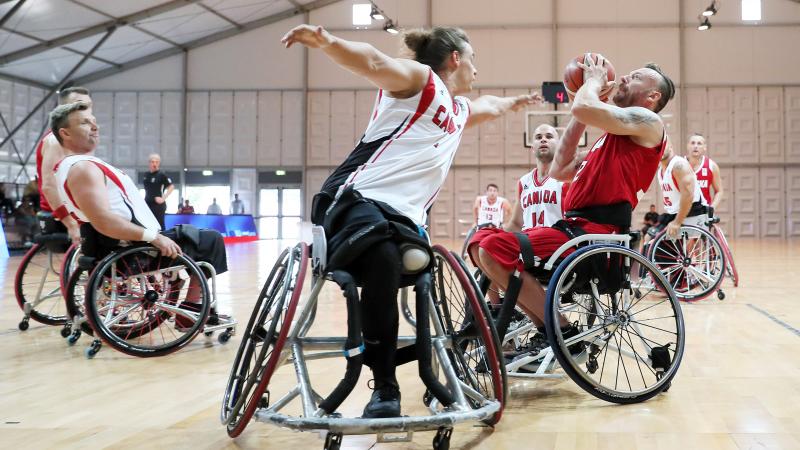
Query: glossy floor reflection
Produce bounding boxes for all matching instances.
[1,239,799,449]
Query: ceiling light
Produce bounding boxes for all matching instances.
[370,4,384,20]
[275,170,286,176]
[202,170,213,176]
[698,17,711,30]
[384,19,398,34]
[702,1,717,16]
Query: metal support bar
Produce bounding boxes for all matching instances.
[0,27,116,151]
[0,110,25,164]
[197,3,242,28]
[0,26,122,68]
[67,0,184,49]
[0,0,199,65]
[0,0,26,28]
[12,116,49,183]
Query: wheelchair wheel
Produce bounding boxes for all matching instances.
[649,225,725,302]
[83,246,211,357]
[222,243,308,437]
[64,266,93,335]
[431,246,506,425]
[14,243,70,326]
[711,225,738,287]
[544,245,685,404]
[59,244,80,299]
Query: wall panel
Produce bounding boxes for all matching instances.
[281,91,303,166]
[785,87,800,163]
[732,87,757,164]
[707,88,733,163]
[92,92,114,161]
[758,87,784,163]
[137,92,161,166]
[208,92,233,166]
[503,89,529,165]
[160,92,181,167]
[187,92,209,166]
[478,89,505,165]
[306,91,330,166]
[787,168,800,237]
[354,90,375,139]
[233,92,257,166]
[684,87,707,157]
[330,91,355,164]
[113,92,137,166]
[257,91,281,166]
[759,168,784,238]
[453,168,480,240]
[304,168,331,221]
[733,168,758,238]
[430,171,454,242]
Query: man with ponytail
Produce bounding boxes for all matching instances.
[282,24,542,418]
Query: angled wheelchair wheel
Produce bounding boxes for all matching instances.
[544,245,685,404]
[649,225,725,302]
[65,265,93,336]
[712,225,738,287]
[59,244,80,299]
[15,243,70,326]
[83,246,211,357]
[431,245,506,425]
[222,243,308,437]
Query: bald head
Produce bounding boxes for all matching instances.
[532,124,559,163]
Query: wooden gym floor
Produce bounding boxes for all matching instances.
[1,238,799,450]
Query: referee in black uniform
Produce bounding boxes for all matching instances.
[143,153,174,229]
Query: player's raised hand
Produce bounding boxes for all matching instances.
[281,24,334,49]
[578,53,610,84]
[511,93,544,112]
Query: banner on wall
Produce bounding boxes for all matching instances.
[165,214,258,243]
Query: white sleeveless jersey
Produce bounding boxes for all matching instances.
[477,196,506,226]
[658,155,702,215]
[54,154,161,230]
[518,168,566,230]
[333,70,470,225]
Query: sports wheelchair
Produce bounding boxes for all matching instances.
[221,226,506,450]
[60,226,237,358]
[707,215,738,287]
[14,212,79,331]
[474,231,685,403]
[643,218,727,302]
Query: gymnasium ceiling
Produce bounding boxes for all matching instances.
[0,0,343,89]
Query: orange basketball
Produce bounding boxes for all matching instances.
[563,53,616,98]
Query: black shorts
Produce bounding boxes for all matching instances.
[163,227,228,276]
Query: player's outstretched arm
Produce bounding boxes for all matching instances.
[466,93,543,129]
[282,24,428,97]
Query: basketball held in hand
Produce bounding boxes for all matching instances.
[564,53,616,101]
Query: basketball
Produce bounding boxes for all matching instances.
[563,53,616,98]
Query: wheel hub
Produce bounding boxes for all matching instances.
[143,290,159,305]
[681,257,692,267]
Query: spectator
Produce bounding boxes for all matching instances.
[231,193,244,215]
[642,204,659,234]
[207,198,222,215]
[179,199,195,214]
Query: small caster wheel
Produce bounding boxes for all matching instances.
[257,392,270,409]
[204,331,213,337]
[433,427,453,450]
[60,325,71,338]
[218,332,231,344]
[323,432,342,450]
[67,331,81,346]
[717,290,725,301]
[18,319,29,331]
[85,347,98,359]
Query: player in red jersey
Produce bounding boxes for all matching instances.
[686,133,723,209]
[478,55,675,342]
[37,87,92,244]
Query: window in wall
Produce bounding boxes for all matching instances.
[185,185,231,214]
[259,187,302,240]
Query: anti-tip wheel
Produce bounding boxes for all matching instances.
[18,319,29,331]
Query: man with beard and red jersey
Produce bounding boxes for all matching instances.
[477,55,675,346]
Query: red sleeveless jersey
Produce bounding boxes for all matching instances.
[565,132,666,211]
[35,130,54,212]
[694,156,714,204]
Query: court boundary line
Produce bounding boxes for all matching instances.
[748,304,800,337]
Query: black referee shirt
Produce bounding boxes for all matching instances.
[143,170,173,203]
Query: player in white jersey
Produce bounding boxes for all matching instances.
[473,184,511,227]
[48,102,229,328]
[648,139,707,240]
[283,24,542,417]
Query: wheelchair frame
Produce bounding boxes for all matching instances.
[222,226,505,449]
[15,238,77,330]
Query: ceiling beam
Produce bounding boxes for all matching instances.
[0,69,50,89]
[0,0,26,28]
[0,0,200,65]
[197,3,242,29]
[0,26,121,68]
[67,0,184,49]
[73,0,344,85]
